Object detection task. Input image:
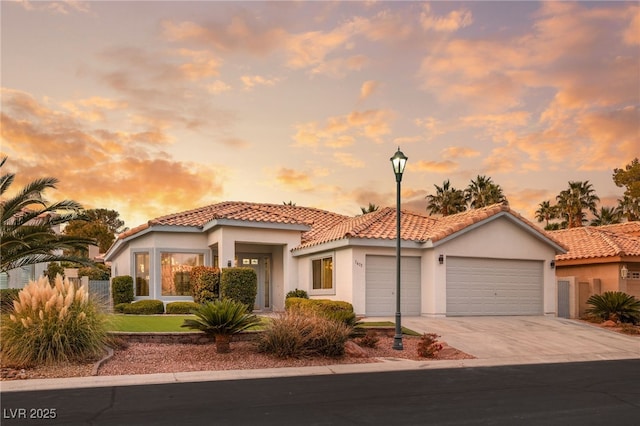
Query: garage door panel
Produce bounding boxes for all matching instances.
[447,257,543,316]
[366,256,420,316]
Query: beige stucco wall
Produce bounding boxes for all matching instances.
[556,262,640,300]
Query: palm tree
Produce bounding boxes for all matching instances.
[0,157,96,272]
[360,203,379,214]
[590,206,621,226]
[535,200,557,228]
[465,175,507,208]
[555,181,600,228]
[426,180,467,216]
[617,195,639,221]
[282,201,296,206]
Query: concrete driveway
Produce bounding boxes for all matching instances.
[368,316,639,365]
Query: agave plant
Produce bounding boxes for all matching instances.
[181,299,261,353]
[585,291,640,324]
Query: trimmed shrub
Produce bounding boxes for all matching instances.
[0,288,21,314]
[181,299,261,353]
[285,298,357,327]
[220,268,257,310]
[45,263,65,285]
[111,276,134,306]
[357,330,380,348]
[119,300,165,315]
[586,291,640,324]
[113,302,130,314]
[417,333,443,358]
[286,288,309,299]
[256,311,351,358]
[166,301,200,314]
[1,276,108,366]
[190,266,220,304]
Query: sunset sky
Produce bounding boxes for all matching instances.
[2,1,638,230]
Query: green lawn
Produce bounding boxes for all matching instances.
[108,315,196,332]
[107,315,270,332]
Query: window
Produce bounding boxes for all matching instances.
[161,252,204,296]
[312,256,333,292]
[135,252,150,296]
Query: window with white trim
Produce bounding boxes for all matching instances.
[312,255,333,293]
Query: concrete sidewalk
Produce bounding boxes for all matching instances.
[2,317,638,393]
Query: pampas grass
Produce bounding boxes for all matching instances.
[1,275,108,366]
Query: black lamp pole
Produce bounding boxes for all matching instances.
[390,147,407,350]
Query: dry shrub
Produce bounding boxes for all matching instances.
[416,333,443,358]
[256,311,351,358]
[1,275,108,366]
[357,330,380,348]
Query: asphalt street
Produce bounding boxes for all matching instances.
[2,359,639,425]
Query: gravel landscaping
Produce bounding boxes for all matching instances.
[1,336,473,381]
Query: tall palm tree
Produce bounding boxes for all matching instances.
[535,200,557,228]
[555,181,600,228]
[0,157,95,272]
[590,206,621,226]
[360,203,379,214]
[465,175,507,208]
[426,180,467,216]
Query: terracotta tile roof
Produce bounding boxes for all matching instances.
[295,202,565,250]
[116,201,565,253]
[594,221,640,237]
[550,224,640,261]
[117,201,349,244]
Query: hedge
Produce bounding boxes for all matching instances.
[285,298,357,326]
[220,267,257,311]
[112,276,134,305]
[190,266,220,304]
[166,301,201,314]
[115,300,165,315]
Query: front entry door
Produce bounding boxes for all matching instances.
[237,254,272,311]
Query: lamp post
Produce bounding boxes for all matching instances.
[390,147,407,350]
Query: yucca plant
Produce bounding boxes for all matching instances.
[585,291,640,324]
[1,275,108,366]
[181,299,260,353]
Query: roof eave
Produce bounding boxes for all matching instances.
[203,218,310,233]
[291,237,425,257]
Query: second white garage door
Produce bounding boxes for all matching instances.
[446,257,543,316]
[366,255,421,316]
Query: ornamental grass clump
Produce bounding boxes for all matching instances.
[1,275,108,366]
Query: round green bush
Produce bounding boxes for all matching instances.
[166,301,201,314]
[286,288,309,299]
[120,299,164,315]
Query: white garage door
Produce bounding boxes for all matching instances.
[446,257,543,316]
[366,255,421,316]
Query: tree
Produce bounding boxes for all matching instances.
[0,157,95,272]
[64,208,125,253]
[464,175,507,208]
[613,158,640,199]
[426,180,467,216]
[590,206,622,226]
[282,201,296,206]
[535,200,557,228]
[555,181,600,228]
[360,203,379,214]
[617,194,640,222]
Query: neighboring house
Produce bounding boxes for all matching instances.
[550,222,640,318]
[105,201,566,317]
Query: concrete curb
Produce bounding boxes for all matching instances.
[91,346,114,376]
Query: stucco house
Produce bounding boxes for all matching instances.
[551,222,640,318]
[104,201,566,317]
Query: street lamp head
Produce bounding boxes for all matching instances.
[390,147,408,181]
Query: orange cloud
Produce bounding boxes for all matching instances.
[420,3,473,32]
[333,152,365,168]
[441,147,480,159]
[273,168,315,192]
[359,80,379,101]
[240,75,279,90]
